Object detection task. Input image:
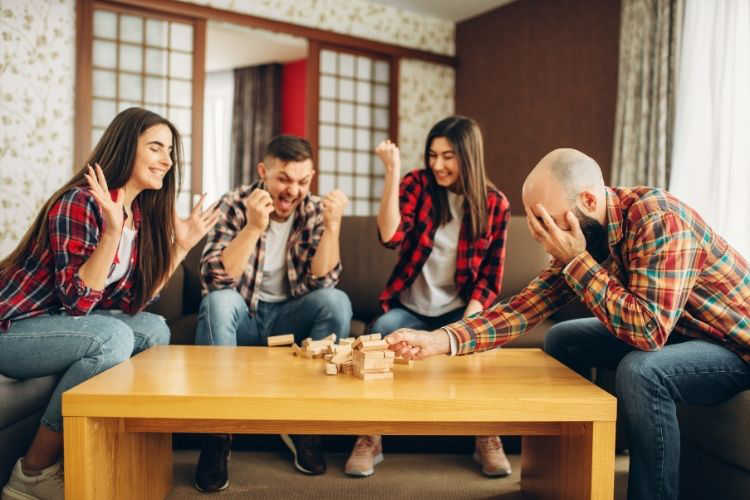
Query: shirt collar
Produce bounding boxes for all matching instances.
[605,187,624,247]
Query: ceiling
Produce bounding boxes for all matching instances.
[205,22,308,73]
[367,0,518,22]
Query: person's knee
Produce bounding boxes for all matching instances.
[543,321,576,359]
[371,312,402,336]
[135,312,171,347]
[93,320,136,365]
[312,288,353,320]
[200,289,246,317]
[615,351,662,403]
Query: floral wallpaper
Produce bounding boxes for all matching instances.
[0,0,76,258]
[0,0,454,256]
[398,59,455,171]
[185,0,455,56]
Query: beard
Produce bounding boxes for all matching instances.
[574,207,610,263]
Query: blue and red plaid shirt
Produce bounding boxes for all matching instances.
[0,187,141,331]
[379,169,511,312]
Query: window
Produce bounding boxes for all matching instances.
[77,1,204,215]
[315,47,397,215]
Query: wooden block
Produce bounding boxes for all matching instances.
[394,357,414,367]
[357,356,392,371]
[355,371,394,381]
[341,362,353,375]
[331,351,352,365]
[384,350,395,359]
[363,333,382,341]
[267,334,295,347]
[359,340,388,351]
[324,354,333,361]
[323,333,337,344]
[291,343,302,356]
[325,363,338,375]
[339,338,355,346]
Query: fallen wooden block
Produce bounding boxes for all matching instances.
[267,334,295,347]
[325,363,338,375]
[291,343,302,356]
[394,356,414,367]
[339,338,355,346]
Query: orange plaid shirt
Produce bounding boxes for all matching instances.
[444,187,750,363]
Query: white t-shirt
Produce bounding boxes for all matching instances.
[257,215,295,303]
[399,191,467,316]
[105,226,137,286]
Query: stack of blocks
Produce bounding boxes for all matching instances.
[350,334,395,381]
[290,334,338,358]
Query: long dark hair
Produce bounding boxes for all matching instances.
[424,116,490,241]
[0,107,182,311]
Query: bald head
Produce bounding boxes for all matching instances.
[522,148,606,224]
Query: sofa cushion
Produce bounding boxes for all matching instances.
[678,390,750,471]
[338,216,398,324]
[146,264,184,323]
[0,375,58,429]
[500,216,550,298]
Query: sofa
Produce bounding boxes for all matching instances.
[1,215,748,498]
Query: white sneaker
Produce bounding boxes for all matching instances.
[1,459,64,500]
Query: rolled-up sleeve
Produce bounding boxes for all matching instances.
[48,188,105,315]
[379,171,423,248]
[200,194,245,292]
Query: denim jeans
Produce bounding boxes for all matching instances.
[370,303,465,336]
[0,310,170,432]
[195,288,353,346]
[543,317,750,500]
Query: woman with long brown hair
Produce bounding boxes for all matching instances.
[0,107,218,500]
[345,116,513,479]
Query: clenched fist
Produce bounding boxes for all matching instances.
[321,189,348,232]
[245,188,275,232]
[375,139,401,175]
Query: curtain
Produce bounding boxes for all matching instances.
[611,0,684,188]
[669,0,750,258]
[203,70,234,205]
[230,63,282,187]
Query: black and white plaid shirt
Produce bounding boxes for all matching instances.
[200,181,342,313]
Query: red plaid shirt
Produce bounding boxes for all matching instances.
[0,187,141,331]
[444,187,750,363]
[379,169,511,312]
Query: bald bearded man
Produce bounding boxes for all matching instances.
[386,148,750,500]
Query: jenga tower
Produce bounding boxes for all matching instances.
[351,333,395,381]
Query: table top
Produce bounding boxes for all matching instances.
[62,345,616,423]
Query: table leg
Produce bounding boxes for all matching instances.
[63,417,172,500]
[521,421,615,500]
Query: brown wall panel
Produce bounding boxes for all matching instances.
[456,0,621,214]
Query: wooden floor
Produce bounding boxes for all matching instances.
[167,451,630,499]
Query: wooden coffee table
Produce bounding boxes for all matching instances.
[62,345,616,499]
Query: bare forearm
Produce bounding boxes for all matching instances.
[377,169,401,242]
[220,226,263,280]
[311,227,340,277]
[78,232,120,291]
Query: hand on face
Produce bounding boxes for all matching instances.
[322,189,348,232]
[175,194,221,253]
[526,204,586,265]
[85,163,124,238]
[375,139,401,175]
[385,328,450,360]
[245,188,275,232]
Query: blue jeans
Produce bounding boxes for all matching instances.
[0,310,170,432]
[195,288,353,346]
[544,317,750,500]
[370,304,465,336]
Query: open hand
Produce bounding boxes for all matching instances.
[84,163,124,237]
[526,204,586,265]
[175,194,220,253]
